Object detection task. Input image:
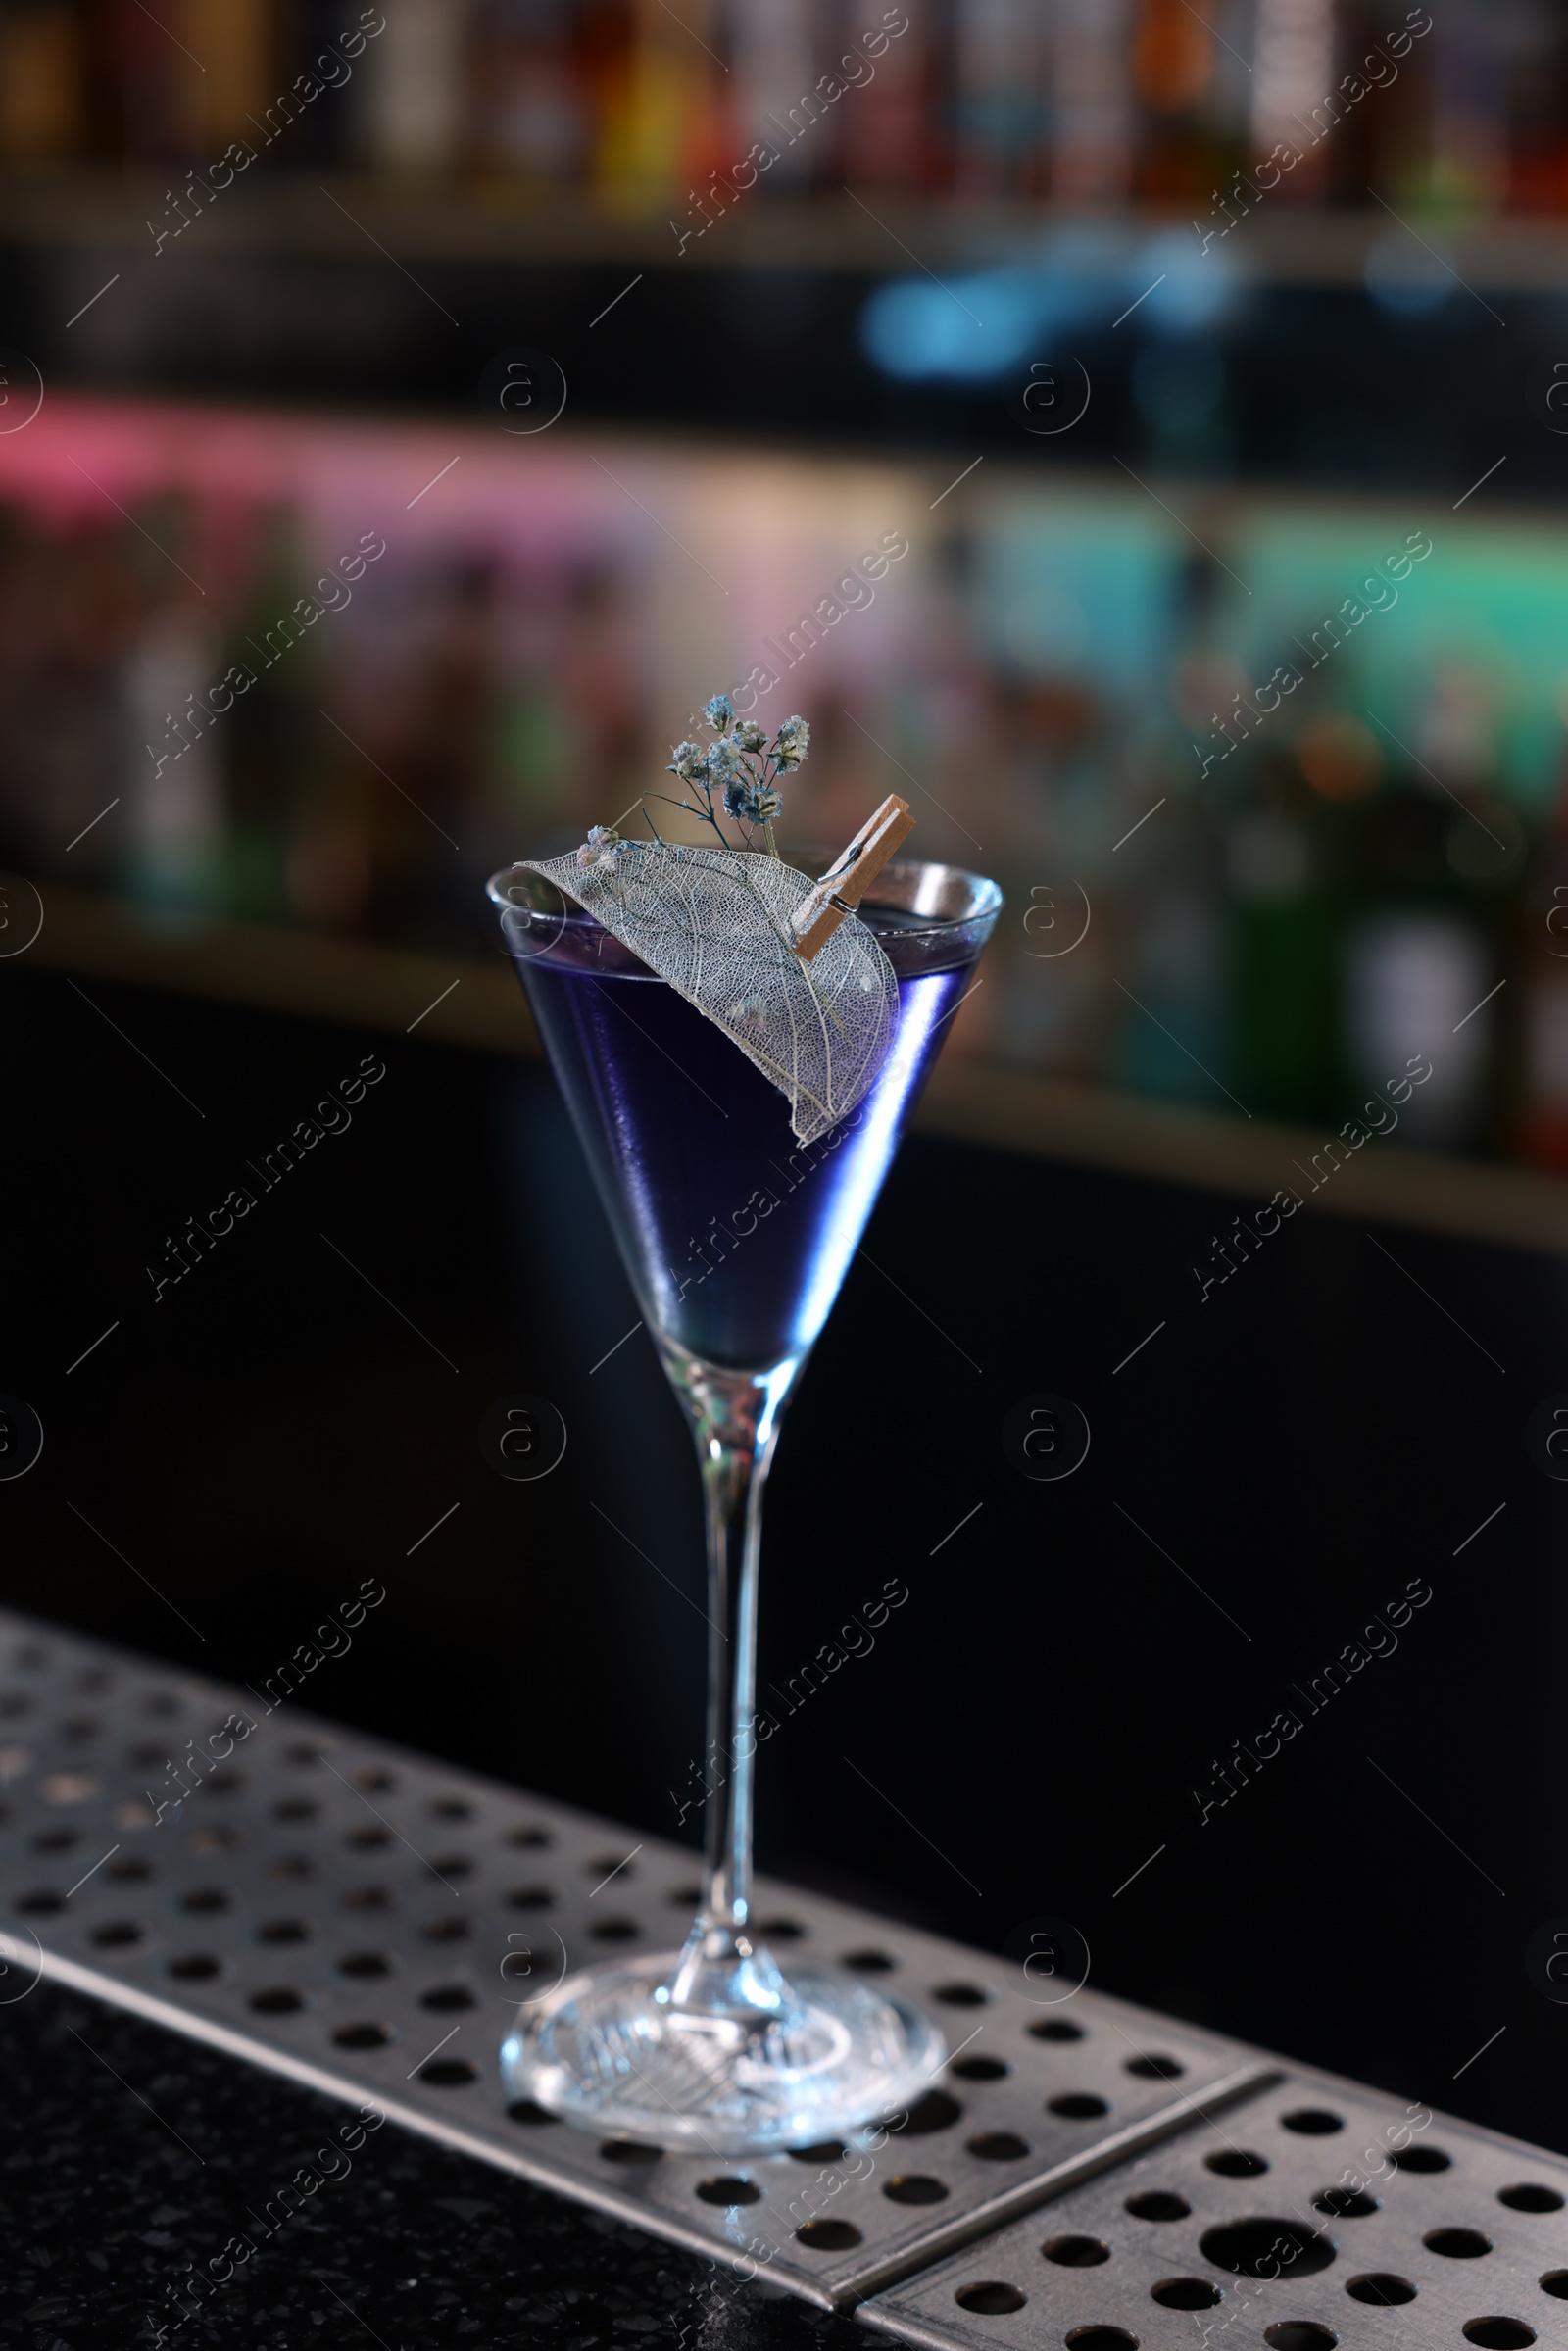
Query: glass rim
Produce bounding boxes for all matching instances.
[485,850,1002,938]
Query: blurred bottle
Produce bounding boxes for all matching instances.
[592,0,715,207]
[1501,0,1568,215]
[231,503,371,935]
[897,527,997,850]
[0,508,136,882]
[1359,1,1438,209]
[123,601,223,914]
[1131,0,1221,205]
[1249,0,1334,202]
[1427,0,1507,214]
[360,0,470,172]
[1222,710,1372,1123]
[290,2,374,165]
[1517,753,1568,1168]
[0,1,83,166]
[731,0,815,193]
[1053,0,1136,206]
[221,505,312,922]
[488,596,581,847]
[989,672,1110,1083]
[953,0,1046,198]
[551,556,645,827]
[1117,768,1226,1109]
[469,0,589,182]
[1108,547,1229,1110]
[185,0,273,158]
[577,0,632,183]
[96,0,188,163]
[839,0,931,192]
[1337,683,1521,1151]
[381,552,500,940]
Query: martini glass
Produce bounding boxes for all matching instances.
[487,853,1001,2151]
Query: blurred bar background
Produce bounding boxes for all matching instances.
[5,0,1568,1229]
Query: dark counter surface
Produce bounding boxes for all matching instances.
[1,1984,859,2351]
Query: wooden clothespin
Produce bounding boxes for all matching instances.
[790,793,915,960]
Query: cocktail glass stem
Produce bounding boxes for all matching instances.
[659,1341,802,2023]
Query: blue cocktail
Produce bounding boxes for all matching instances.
[489,854,1001,2151]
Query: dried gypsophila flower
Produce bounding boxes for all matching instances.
[575,823,624,870]
[666,740,710,784]
[723,777,782,825]
[771,715,809,768]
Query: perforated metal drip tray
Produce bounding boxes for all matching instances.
[864,2076,1568,2351]
[0,1607,1560,2347]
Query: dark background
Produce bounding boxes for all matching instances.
[4,960,1561,2159]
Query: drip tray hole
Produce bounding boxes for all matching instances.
[1127,2193,1190,2222]
[1152,2279,1221,2311]
[1499,2186,1563,2214]
[795,2220,861,2251]
[958,2283,1027,2315]
[1346,2275,1416,2307]
[1200,2220,1336,2279]
[1426,2230,1493,2260]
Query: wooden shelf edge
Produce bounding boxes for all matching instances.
[915,1055,1568,1258]
[6,174,1568,287]
[22,880,538,1057]
[17,883,1567,1257]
